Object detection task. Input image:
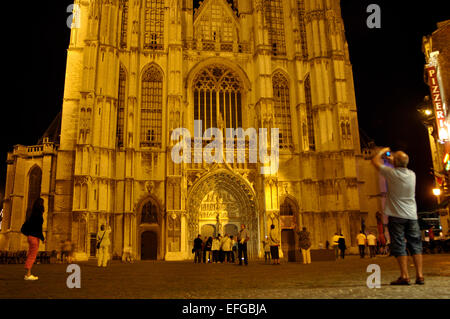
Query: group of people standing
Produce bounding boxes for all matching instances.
[262,226,312,265]
[193,224,250,265]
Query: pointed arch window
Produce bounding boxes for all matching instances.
[193,65,242,136]
[141,201,159,224]
[117,66,126,147]
[264,0,286,56]
[120,0,129,48]
[305,75,315,151]
[273,72,292,149]
[280,198,295,216]
[141,66,163,148]
[144,0,164,50]
[26,166,42,220]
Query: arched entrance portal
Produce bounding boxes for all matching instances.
[188,169,259,258]
[281,229,296,262]
[141,231,158,260]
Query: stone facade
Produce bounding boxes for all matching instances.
[0,0,383,260]
[422,20,450,235]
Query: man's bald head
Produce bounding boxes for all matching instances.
[393,151,409,168]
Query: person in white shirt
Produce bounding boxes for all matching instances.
[222,234,232,263]
[372,147,424,285]
[356,231,367,258]
[367,232,377,258]
[97,225,112,267]
[211,236,220,263]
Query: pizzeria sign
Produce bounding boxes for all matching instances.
[426,65,448,141]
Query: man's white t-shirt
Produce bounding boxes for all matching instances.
[379,165,417,220]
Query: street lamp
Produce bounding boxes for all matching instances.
[433,188,442,196]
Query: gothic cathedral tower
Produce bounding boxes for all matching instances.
[1,0,381,261]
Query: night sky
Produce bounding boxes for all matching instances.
[1,1,449,211]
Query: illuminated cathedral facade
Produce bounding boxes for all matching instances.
[0,0,383,261]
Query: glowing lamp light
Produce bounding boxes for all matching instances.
[433,188,441,196]
[439,127,449,141]
[424,109,433,116]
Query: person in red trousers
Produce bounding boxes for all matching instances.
[20,198,45,280]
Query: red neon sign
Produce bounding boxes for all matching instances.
[426,66,447,141]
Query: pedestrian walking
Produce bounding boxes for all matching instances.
[367,232,377,258]
[356,231,367,258]
[97,225,112,267]
[193,234,203,263]
[372,147,424,285]
[237,224,250,265]
[20,198,45,280]
[298,227,312,264]
[268,224,280,265]
[263,238,271,264]
[332,232,340,260]
[338,233,346,259]
[212,236,220,263]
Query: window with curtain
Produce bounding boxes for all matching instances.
[120,0,128,48]
[273,72,292,149]
[193,65,242,137]
[305,75,315,151]
[141,66,163,148]
[264,0,286,56]
[144,0,164,50]
[117,65,126,147]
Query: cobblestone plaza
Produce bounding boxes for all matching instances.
[1,254,450,299]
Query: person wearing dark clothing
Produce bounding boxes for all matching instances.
[338,234,346,259]
[205,237,213,263]
[202,237,208,263]
[193,235,203,263]
[298,227,312,264]
[20,198,45,280]
[237,224,250,265]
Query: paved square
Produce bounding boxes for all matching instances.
[1,254,450,299]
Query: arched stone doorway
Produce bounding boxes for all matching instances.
[187,169,259,258]
[281,229,296,262]
[137,197,163,260]
[280,196,299,262]
[201,224,216,238]
[141,231,158,260]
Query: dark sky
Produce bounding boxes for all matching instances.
[1,0,449,211]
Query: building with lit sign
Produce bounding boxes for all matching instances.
[422,19,450,236]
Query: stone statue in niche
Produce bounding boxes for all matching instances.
[141,201,158,224]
